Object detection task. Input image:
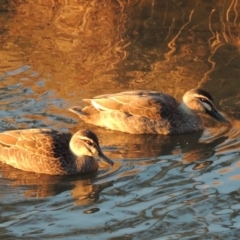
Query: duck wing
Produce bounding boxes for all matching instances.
[0,129,72,174]
[0,129,70,158]
[84,90,179,119]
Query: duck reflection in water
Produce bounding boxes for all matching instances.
[0,164,113,205]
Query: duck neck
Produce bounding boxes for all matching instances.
[179,102,195,114]
[68,150,99,174]
[173,102,204,134]
[76,156,99,174]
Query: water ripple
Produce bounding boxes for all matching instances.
[1,1,240,239]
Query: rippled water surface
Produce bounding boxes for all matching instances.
[1,0,240,239]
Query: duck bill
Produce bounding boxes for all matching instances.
[97,150,113,166]
[207,108,229,123]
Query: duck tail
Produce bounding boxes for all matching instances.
[68,106,87,117]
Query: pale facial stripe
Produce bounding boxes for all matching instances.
[78,136,94,144]
[193,93,214,112]
[202,102,212,111]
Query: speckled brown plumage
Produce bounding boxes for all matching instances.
[69,89,229,134]
[0,128,113,175]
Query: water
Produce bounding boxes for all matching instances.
[1,0,240,239]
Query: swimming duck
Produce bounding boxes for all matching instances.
[0,128,113,175]
[69,88,229,135]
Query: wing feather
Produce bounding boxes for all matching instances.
[84,90,179,119]
[0,129,65,157]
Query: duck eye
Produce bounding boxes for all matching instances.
[199,98,207,102]
[85,140,94,146]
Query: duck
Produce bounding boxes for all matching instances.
[69,88,229,135]
[0,128,113,175]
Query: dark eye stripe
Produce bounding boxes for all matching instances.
[199,98,208,102]
[195,89,214,102]
[198,98,215,112]
[198,97,212,105]
[84,139,94,146]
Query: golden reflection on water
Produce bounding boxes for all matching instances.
[1,0,128,100]
[1,0,240,104]
[218,167,233,174]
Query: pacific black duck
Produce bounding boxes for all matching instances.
[69,88,229,135]
[0,128,113,175]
